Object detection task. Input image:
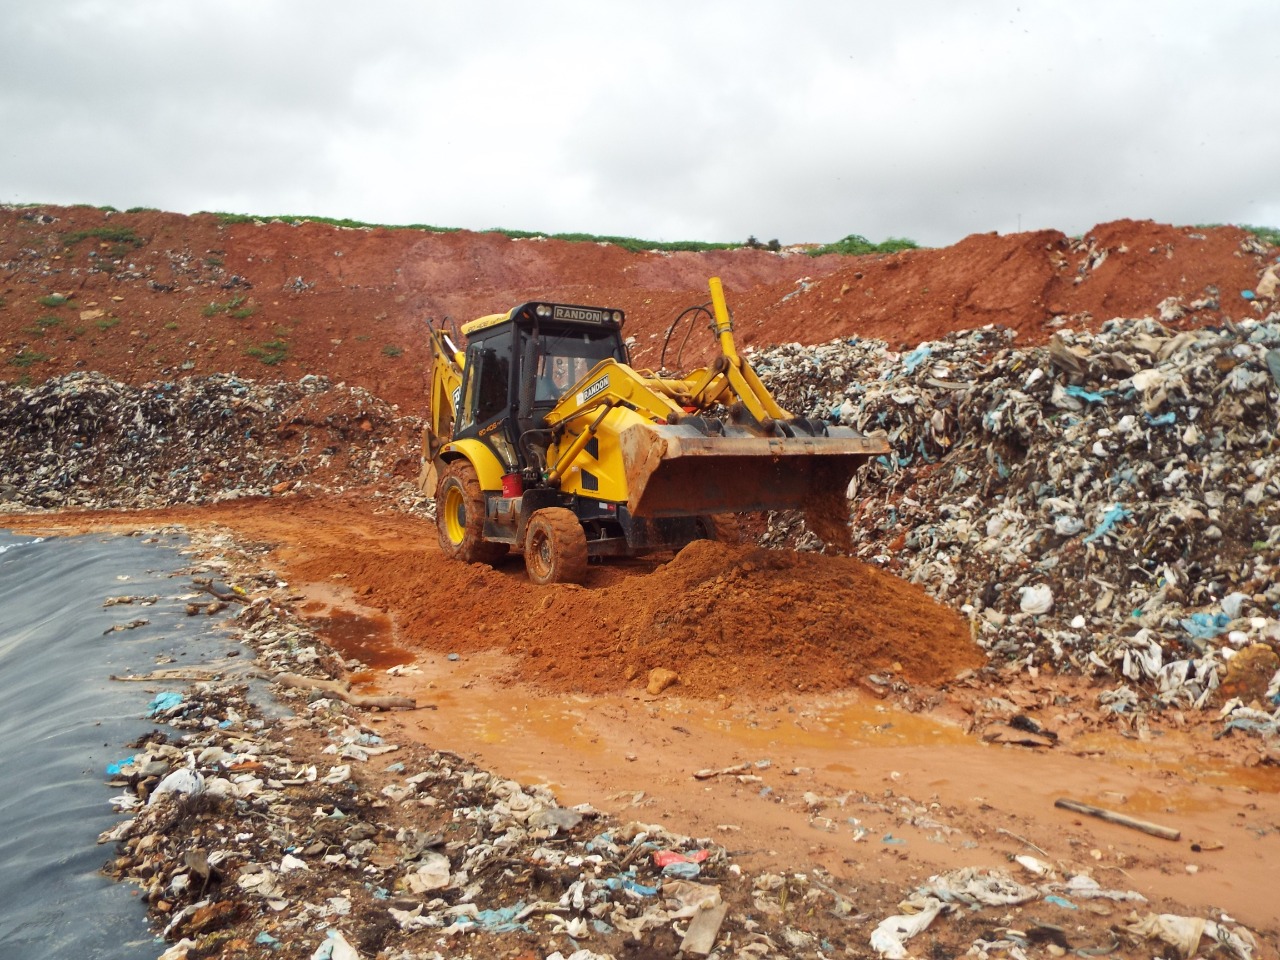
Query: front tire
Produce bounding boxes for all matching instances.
[524,508,588,585]
[435,460,508,565]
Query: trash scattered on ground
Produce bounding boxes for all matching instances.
[1121,910,1259,960]
[867,867,1260,960]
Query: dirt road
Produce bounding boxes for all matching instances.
[10,496,1279,943]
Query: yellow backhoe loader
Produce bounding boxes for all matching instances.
[423,277,889,584]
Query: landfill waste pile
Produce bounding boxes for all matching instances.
[3,322,1279,718]
[0,372,421,510]
[94,531,1269,960]
[752,304,1280,724]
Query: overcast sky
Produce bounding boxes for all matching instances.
[3,2,1277,248]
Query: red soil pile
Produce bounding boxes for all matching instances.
[505,540,981,697]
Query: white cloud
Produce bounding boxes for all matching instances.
[2,0,1277,246]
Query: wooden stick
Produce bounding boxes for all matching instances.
[1054,798,1180,841]
[111,669,223,682]
[274,672,418,711]
[996,827,1050,857]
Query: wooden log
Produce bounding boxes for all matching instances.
[693,763,750,780]
[1054,797,1180,841]
[274,672,417,711]
[110,669,223,682]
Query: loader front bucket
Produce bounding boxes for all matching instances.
[619,421,889,523]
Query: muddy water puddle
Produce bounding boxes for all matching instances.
[355,649,1280,932]
[300,595,413,676]
[313,609,411,671]
[365,649,1279,802]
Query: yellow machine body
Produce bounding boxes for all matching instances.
[423,278,890,583]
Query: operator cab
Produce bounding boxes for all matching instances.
[452,301,627,477]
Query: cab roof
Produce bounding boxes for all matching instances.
[460,301,624,337]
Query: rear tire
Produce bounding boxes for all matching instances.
[524,508,588,585]
[436,460,508,565]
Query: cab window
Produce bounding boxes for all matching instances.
[458,329,512,430]
[529,328,624,403]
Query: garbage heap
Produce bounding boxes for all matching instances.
[0,371,422,509]
[753,310,1280,709]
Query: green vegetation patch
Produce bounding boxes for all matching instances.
[245,339,288,366]
[27,315,63,335]
[195,208,935,255]
[8,350,50,368]
[382,344,404,358]
[205,211,461,233]
[37,293,69,308]
[485,228,737,254]
[1242,224,1280,247]
[62,226,146,249]
[203,210,753,251]
[202,294,249,317]
[808,234,920,257]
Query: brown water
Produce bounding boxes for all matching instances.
[345,647,1280,934]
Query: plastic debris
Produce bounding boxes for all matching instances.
[147,691,185,716]
[1018,584,1054,614]
[916,867,1039,907]
[1121,911,1257,960]
[311,929,360,960]
[870,897,946,958]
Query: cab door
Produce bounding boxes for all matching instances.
[455,325,518,471]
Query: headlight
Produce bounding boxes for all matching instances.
[535,304,552,318]
[488,433,518,471]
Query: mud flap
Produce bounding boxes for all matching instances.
[619,423,889,519]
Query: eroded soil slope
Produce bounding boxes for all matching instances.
[2,206,1274,412]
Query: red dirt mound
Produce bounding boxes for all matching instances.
[505,539,982,697]
[729,219,1272,354]
[2,207,1273,414]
